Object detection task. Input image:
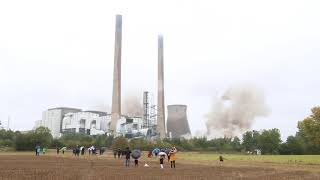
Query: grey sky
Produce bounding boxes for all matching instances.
[0,0,319,139]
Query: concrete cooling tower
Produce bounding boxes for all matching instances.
[166,105,191,138]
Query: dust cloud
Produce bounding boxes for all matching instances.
[122,95,143,117]
[205,84,270,138]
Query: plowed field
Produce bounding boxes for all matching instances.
[0,153,319,180]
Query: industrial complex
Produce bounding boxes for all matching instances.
[34,15,191,140]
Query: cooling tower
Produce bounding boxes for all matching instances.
[110,15,122,133]
[157,35,166,139]
[167,105,191,138]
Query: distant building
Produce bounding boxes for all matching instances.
[33,120,44,130]
[41,107,81,138]
[62,111,108,135]
[116,116,157,139]
[117,117,142,137]
[34,107,157,139]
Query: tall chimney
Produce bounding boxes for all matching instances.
[157,35,166,139]
[110,15,122,134]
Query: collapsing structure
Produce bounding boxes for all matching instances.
[167,105,191,139]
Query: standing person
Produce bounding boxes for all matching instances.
[35,145,40,156]
[76,146,80,156]
[219,155,224,162]
[131,149,141,167]
[56,147,60,154]
[37,146,41,156]
[88,147,92,155]
[147,150,152,158]
[159,154,165,169]
[92,146,96,155]
[35,145,38,156]
[81,147,85,155]
[169,147,177,168]
[124,147,131,167]
[117,148,121,159]
[134,158,139,167]
[113,149,117,158]
[42,148,47,155]
[166,149,171,162]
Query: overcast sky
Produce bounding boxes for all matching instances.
[0,0,319,140]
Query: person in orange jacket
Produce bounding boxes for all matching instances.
[169,147,177,168]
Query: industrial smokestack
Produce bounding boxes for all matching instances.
[167,105,191,139]
[110,15,122,133]
[143,91,149,128]
[157,35,166,139]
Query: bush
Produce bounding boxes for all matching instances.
[15,132,33,151]
[111,136,128,150]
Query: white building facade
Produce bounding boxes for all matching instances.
[40,107,81,138]
[116,116,152,138]
[34,107,154,139]
[62,111,109,135]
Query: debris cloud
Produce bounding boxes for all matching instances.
[122,95,143,117]
[205,84,270,137]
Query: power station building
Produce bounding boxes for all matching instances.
[61,111,107,135]
[34,107,151,138]
[34,15,193,140]
[40,107,81,138]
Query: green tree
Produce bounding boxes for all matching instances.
[129,138,152,150]
[279,135,304,155]
[93,135,107,148]
[231,136,242,152]
[0,129,16,147]
[60,133,94,147]
[257,128,281,154]
[51,138,65,148]
[190,137,208,150]
[242,130,259,152]
[298,107,320,146]
[111,136,128,150]
[15,132,33,150]
[105,135,114,148]
[31,127,53,148]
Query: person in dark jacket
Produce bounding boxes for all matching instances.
[113,149,117,158]
[134,159,139,167]
[219,155,224,162]
[124,147,131,167]
[117,148,121,158]
[159,154,165,169]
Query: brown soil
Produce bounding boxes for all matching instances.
[0,154,319,180]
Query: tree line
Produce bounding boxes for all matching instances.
[0,106,319,155]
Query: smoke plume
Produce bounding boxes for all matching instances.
[90,104,111,113]
[205,84,270,137]
[91,94,143,117]
[122,95,143,117]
